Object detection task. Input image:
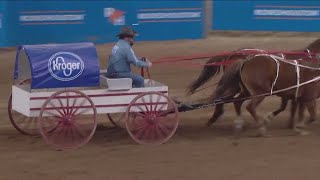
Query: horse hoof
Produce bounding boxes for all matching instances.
[295,122,306,129]
[232,141,239,146]
[300,131,311,136]
[299,130,310,136]
[293,128,310,136]
[255,133,272,138]
[256,126,272,137]
[257,133,272,138]
[307,119,316,124]
[263,112,274,125]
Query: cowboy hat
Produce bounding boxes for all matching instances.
[116,26,138,37]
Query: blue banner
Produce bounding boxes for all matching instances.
[0,1,6,46]
[14,42,100,89]
[212,1,320,32]
[1,1,204,47]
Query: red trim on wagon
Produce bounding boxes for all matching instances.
[30,91,168,100]
[30,102,168,111]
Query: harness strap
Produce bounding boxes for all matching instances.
[270,57,280,95]
[293,60,300,100]
[305,49,312,58]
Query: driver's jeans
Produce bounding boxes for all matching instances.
[106,72,145,88]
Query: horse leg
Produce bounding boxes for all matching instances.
[263,97,288,126]
[294,101,312,135]
[207,104,224,127]
[233,91,250,133]
[287,100,298,129]
[306,100,317,124]
[296,102,306,128]
[245,96,270,137]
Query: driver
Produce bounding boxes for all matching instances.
[106,26,152,88]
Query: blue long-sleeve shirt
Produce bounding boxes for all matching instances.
[107,39,148,74]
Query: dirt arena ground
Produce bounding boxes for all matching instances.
[1,32,320,179]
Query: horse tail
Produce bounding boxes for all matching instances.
[211,61,244,102]
[186,57,224,95]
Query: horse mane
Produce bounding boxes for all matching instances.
[305,38,320,52]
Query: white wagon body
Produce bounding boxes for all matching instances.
[12,79,169,118]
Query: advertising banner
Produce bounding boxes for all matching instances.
[212,1,320,32]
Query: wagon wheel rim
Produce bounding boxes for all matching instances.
[125,92,179,145]
[107,113,126,128]
[8,79,39,136]
[39,90,97,150]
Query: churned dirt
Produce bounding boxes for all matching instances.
[1,32,320,179]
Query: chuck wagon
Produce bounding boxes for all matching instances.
[8,42,179,150]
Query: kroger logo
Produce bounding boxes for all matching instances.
[48,52,84,81]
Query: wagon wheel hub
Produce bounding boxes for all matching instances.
[146,114,157,124]
[62,115,73,125]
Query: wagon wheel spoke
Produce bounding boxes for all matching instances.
[155,103,167,116]
[149,94,154,113]
[70,98,87,116]
[57,96,68,116]
[157,108,176,117]
[72,122,86,139]
[64,125,70,138]
[153,94,162,112]
[44,110,63,119]
[147,125,157,141]
[153,125,163,140]
[157,122,174,137]
[66,92,70,115]
[131,103,148,116]
[46,120,62,134]
[69,127,76,142]
[128,117,145,131]
[73,107,92,116]
[134,124,149,140]
[48,101,65,117]
[143,125,153,141]
[69,97,79,116]
[141,96,150,113]
[46,123,64,138]
[42,116,62,132]
[15,116,27,123]
[132,112,146,118]
[22,117,33,130]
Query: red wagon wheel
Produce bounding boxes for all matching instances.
[125,92,179,145]
[38,90,97,150]
[8,79,39,136]
[107,113,126,128]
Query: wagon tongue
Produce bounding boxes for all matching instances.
[177,103,195,112]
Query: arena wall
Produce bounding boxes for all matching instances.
[1,1,320,47]
[0,0,205,47]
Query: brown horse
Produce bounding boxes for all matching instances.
[211,54,320,136]
[187,39,320,128]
